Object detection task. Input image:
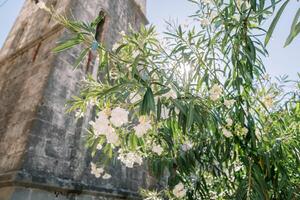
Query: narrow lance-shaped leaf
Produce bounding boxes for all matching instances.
[265,0,290,46]
[73,48,89,69]
[53,37,83,52]
[284,8,300,47]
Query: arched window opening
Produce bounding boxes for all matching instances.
[95,11,107,43]
[86,11,108,74]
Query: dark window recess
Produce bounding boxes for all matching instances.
[95,11,107,43]
[86,11,108,73]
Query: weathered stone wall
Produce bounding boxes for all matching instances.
[0,26,63,174]
[0,0,152,199]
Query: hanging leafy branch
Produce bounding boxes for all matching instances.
[37,0,299,199]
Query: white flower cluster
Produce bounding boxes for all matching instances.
[224,99,236,108]
[181,140,194,152]
[172,182,187,198]
[75,110,84,119]
[90,163,111,179]
[117,149,143,168]
[90,107,129,146]
[226,118,233,127]
[134,116,152,138]
[209,84,222,101]
[240,127,248,136]
[262,95,273,109]
[222,127,233,138]
[96,143,103,150]
[119,30,126,37]
[151,144,164,155]
[255,128,265,139]
[200,18,210,26]
[110,107,129,127]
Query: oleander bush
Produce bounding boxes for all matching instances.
[37,0,300,199]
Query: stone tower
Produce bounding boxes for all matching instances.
[0,0,153,199]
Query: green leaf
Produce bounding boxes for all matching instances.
[129,133,138,150]
[73,48,89,69]
[186,102,194,130]
[157,98,162,121]
[250,0,256,11]
[284,8,300,47]
[53,37,83,52]
[140,87,156,115]
[91,14,105,28]
[265,0,290,46]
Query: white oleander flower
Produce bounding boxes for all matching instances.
[110,107,129,127]
[90,121,109,137]
[181,140,194,152]
[120,30,126,36]
[226,118,233,127]
[200,18,210,26]
[222,128,233,138]
[90,110,112,136]
[87,98,97,107]
[209,84,222,101]
[132,50,139,57]
[102,173,112,179]
[255,128,265,139]
[90,163,104,178]
[75,110,84,119]
[133,116,152,138]
[105,128,119,145]
[96,143,102,150]
[173,182,187,198]
[133,153,143,165]
[262,95,273,109]
[96,110,110,123]
[241,127,248,136]
[234,164,243,172]
[152,144,163,155]
[117,150,143,168]
[255,128,260,137]
[224,99,236,108]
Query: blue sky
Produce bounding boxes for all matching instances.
[0,0,299,80]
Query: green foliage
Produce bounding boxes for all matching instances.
[265,0,290,46]
[48,0,300,199]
